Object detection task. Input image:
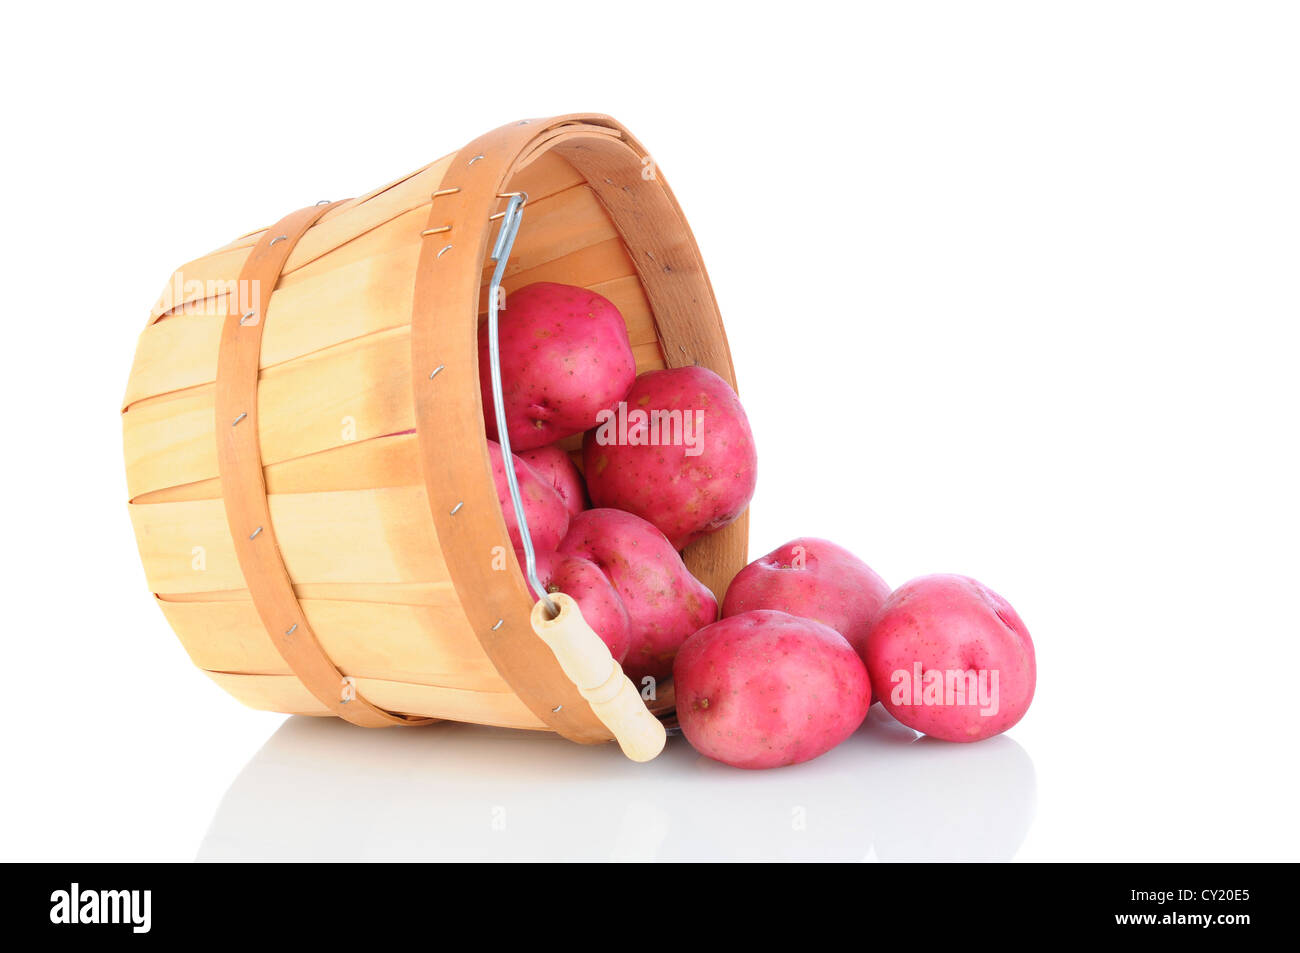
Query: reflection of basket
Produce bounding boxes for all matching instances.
[123,114,748,749]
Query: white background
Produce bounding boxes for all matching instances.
[2,1,1297,861]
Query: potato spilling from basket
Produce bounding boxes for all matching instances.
[485,282,1035,769]
[481,281,753,678]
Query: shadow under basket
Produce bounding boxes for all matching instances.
[123,113,748,748]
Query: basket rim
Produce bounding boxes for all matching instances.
[409,114,746,743]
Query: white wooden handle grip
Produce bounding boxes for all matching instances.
[529,592,667,762]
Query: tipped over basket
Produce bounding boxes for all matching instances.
[122,113,748,760]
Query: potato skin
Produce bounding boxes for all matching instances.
[533,550,631,662]
[558,508,717,683]
[582,366,757,549]
[486,439,570,553]
[674,610,872,769]
[864,575,1036,743]
[518,445,588,517]
[479,282,636,452]
[722,537,890,663]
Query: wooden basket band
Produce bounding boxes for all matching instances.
[411,118,615,743]
[410,115,740,743]
[215,201,432,728]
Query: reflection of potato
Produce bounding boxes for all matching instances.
[861,728,1037,862]
[656,739,879,862]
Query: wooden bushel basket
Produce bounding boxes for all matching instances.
[123,113,747,760]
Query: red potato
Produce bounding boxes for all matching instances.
[583,366,757,550]
[722,537,890,663]
[865,575,1036,743]
[487,439,569,553]
[557,508,717,683]
[674,610,872,770]
[518,445,587,517]
[533,550,631,663]
[479,282,636,452]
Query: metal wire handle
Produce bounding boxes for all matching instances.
[486,192,559,618]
